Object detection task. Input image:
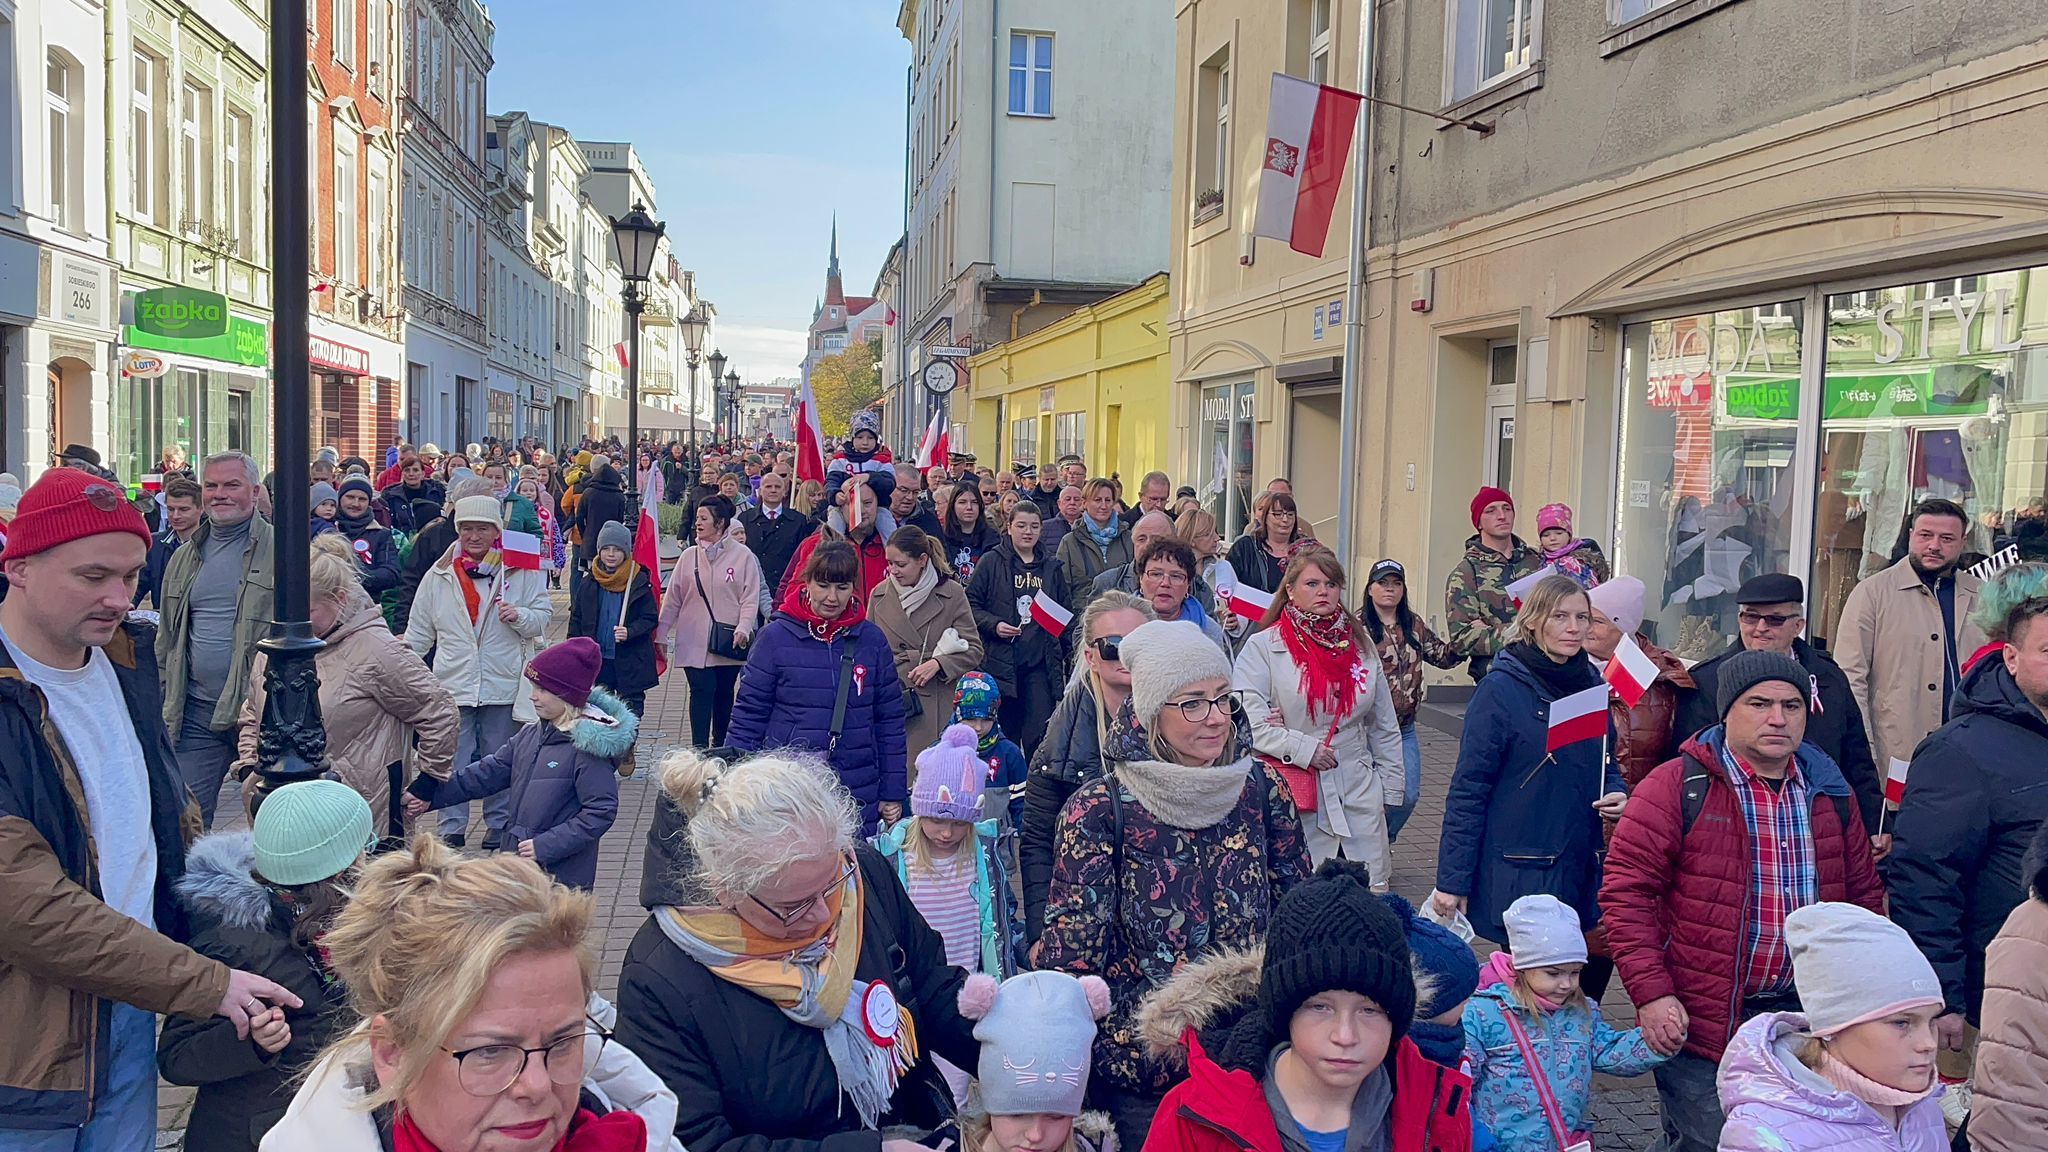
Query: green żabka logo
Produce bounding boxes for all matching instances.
[134,287,230,340]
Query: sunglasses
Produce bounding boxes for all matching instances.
[1738,611,1801,629]
[1088,635,1124,662]
[79,483,124,512]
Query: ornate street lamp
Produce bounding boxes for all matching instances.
[610,202,666,503]
[249,0,323,812]
[705,349,727,447]
[725,369,741,445]
[713,376,732,443]
[678,305,709,452]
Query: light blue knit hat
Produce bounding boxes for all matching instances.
[252,780,376,887]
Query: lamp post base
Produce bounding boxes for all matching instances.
[247,624,327,815]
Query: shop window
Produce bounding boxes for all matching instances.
[1615,302,1804,660]
[488,389,514,442]
[1445,0,1540,105]
[1009,415,1039,467]
[1197,380,1257,538]
[1053,412,1086,460]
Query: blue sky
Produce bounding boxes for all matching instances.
[486,0,909,384]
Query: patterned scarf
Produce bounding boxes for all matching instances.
[1080,513,1121,562]
[1277,603,1365,721]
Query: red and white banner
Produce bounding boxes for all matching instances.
[1602,631,1659,710]
[613,342,630,371]
[141,473,164,493]
[1546,683,1609,753]
[1251,73,1364,258]
[1884,757,1911,806]
[1225,583,1274,621]
[635,461,665,606]
[794,377,826,484]
[500,530,543,571]
[1029,590,1073,638]
[1506,565,1558,606]
[915,409,950,469]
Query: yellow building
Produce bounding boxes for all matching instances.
[962,274,1172,483]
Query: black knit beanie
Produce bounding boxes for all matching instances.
[1258,859,1416,1042]
[1714,649,1809,720]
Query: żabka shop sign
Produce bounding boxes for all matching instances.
[309,335,371,375]
[134,287,230,340]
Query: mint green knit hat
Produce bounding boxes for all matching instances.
[252,780,376,887]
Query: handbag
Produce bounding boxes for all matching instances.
[1256,713,1341,814]
[1500,1005,1595,1151]
[692,553,744,660]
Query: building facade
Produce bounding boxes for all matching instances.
[483,110,556,444]
[401,0,491,449]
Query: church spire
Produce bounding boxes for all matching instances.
[824,215,846,308]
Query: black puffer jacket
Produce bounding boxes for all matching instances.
[1021,677,1107,943]
[575,464,628,552]
[615,843,980,1152]
[1889,656,2048,1021]
[965,542,1069,695]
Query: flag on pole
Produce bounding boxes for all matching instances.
[846,479,867,531]
[915,409,951,469]
[793,376,826,484]
[1602,631,1660,710]
[1884,757,1911,806]
[1251,73,1365,258]
[1225,583,1275,620]
[1029,590,1073,638]
[635,461,665,608]
[1546,683,1609,753]
[500,530,543,571]
[613,343,630,371]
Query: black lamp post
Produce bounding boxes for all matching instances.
[678,306,709,452]
[724,369,741,445]
[249,0,323,812]
[610,202,666,502]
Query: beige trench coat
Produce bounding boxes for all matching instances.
[868,573,985,757]
[1834,557,1984,772]
[1971,891,2048,1152]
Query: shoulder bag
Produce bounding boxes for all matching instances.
[692,551,744,660]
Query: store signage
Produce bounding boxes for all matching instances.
[528,383,552,405]
[124,314,269,368]
[926,344,971,359]
[1872,290,2026,364]
[122,351,170,379]
[1722,375,1798,422]
[309,335,370,375]
[134,287,230,340]
[1822,369,1990,420]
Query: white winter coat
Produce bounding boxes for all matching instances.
[405,543,553,718]
[259,994,683,1152]
[1232,624,1405,884]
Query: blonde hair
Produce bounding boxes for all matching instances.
[658,747,858,901]
[896,814,972,877]
[315,836,593,1109]
[1510,574,1592,647]
[1509,967,1588,1018]
[792,479,824,516]
[309,534,373,614]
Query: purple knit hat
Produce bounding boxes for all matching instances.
[526,637,602,708]
[911,724,987,822]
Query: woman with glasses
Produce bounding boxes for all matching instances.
[1038,619,1310,1148]
[262,836,682,1151]
[1235,549,1406,880]
[1225,490,1305,594]
[1019,591,1154,952]
[1431,574,1626,986]
[1135,536,1229,654]
[615,748,982,1152]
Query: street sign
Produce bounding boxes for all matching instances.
[926,344,971,359]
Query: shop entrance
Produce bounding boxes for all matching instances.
[1486,342,1518,491]
[46,358,92,466]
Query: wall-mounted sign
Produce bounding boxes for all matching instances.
[124,314,269,368]
[122,351,170,379]
[309,334,370,375]
[133,286,230,340]
[528,383,552,405]
[926,344,971,359]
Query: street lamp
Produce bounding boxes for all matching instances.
[610,202,666,503]
[705,349,728,445]
[678,304,708,452]
[249,0,324,812]
[725,368,741,445]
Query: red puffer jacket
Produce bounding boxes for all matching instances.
[1598,729,1885,1062]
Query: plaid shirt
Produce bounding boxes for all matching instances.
[1719,745,1820,998]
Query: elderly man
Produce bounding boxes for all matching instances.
[156,451,276,826]
[1119,470,1171,529]
[888,462,942,537]
[1089,510,1215,607]
[1602,650,1883,1152]
[1038,484,1079,552]
[739,470,816,593]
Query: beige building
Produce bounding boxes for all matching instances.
[1171,0,2048,662]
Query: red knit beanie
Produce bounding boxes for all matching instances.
[526,636,602,708]
[4,467,153,561]
[1470,486,1513,529]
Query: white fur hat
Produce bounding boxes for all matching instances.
[1504,894,1587,969]
[1120,619,1234,731]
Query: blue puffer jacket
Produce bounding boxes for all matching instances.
[429,687,637,889]
[1463,982,1666,1150]
[726,604,908,832]
[1435,646,1624,942]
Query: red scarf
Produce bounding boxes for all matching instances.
[780,579,868,643]
[1278,604,1365,721]
[393,1108,645,1152]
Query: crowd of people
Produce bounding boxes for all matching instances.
[0,414,2041,1152]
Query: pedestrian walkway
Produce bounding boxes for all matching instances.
[156,613,1660,1149]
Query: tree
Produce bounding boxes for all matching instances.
[811,337,884,438]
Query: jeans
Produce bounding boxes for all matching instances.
[174,695,239,829]
[1651,1049,1724,1152]
[683,665,741,748]
[438,704,517,839]
[0,1003,157,1151]
[1386,722,1422,841]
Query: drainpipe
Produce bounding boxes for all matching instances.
[1332,0,1379,570]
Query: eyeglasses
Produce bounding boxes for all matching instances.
[442,1018,612,1097]
[80,484,124,512]
[1738,611,1801,629]
[1088,635,1124,662]
[1165,693,1239,723]
[750,855,856,925]
[1143,569,1191,587]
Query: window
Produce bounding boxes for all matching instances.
[1290,0,1335,82]
[45,53,78,230]
[1610,0,1677,22]
[1445,0,1541,105]
[1054,412,1086,460]
[1009,416,1039,467]
[131,50,165,224]
[333,131,357,284]
[367,155,388,297]
[181,80,212,226]
[0,18,12,211]
[332,0,356,69]
[306,96,319,263]
[1007,32,1052,117]
[367,0,387,89]
[1193,50,1230,216]
[225,109,254,256]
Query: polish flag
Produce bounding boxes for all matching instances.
[1505,566,1556,607]
[1225,583,1274,621]
[634,461,665,608]
[793,376,826,484]
[613,343,630,371]
[1546,683,1609,753]
[500,530,543,571]
[1884,757,1911,806]
[915,410,950,469]
[1029,589,1073,638]
[1602,631,1660,710]
[141,473,164,493]
[1251,73,1364,258]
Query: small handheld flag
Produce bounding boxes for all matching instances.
[1602,631,1659,710]
[1225,583,1274,620]
[1505,566,1556,606]
[1884,757,1911,806]
[1028,590,1073,638]
[500,530,543,571]
[1546,683,1609,753]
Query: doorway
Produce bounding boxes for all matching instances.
[1485,341,1518,491]
[46,359,92,466]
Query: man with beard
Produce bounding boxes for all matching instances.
[1835,497,1985,776]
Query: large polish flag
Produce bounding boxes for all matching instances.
[635,462,665,607]
[915,409,950,470]
[1546,683,1609,754]
[1251,73,1364,258]
[794,377,826,484]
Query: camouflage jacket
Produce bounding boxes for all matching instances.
[1374,616,1464,727]
[1443,533,1540,659]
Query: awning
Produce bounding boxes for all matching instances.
[600,396,698,435]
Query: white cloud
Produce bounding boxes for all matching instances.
[714,323,811,383]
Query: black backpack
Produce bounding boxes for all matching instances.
[1678,754,1853,835]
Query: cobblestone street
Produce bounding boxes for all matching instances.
[157,601,1661,1149]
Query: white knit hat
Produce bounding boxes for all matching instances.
[1503,894,1588,969]
[452,495,502,528]
[1120,619,1234,731]
[1589,575,1647,637]
[1787,903,1943,1037]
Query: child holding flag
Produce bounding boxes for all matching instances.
[967,499,1070,757]
[569,520,660,730]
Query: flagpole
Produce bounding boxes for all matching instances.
[1333,0,1379,573]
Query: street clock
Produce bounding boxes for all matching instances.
[922,358,961,395]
